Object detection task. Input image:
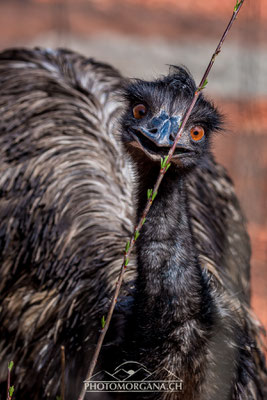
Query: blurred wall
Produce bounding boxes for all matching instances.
[0,0,266,335]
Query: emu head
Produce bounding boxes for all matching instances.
[120,67,222,169]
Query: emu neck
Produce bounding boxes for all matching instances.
[131,161,213,387]
[135,163,204,326]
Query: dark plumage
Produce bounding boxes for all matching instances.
[118,72,267,399]
[0,48,265,400]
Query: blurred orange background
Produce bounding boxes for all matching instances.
[0,0,266,342]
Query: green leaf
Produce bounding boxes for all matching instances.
[160,157,164,169]
[161,155,169,169]
[165,163,171,172]
[9,386,14,397]
[164,155,169,167]
[152,191,158,201]
[125,241,130,253]
[125,257,129,266]
[234,0,242,11]
[101,315,106,329]
[141,217,146,226]
[147,188,153,200]
[8,361,13,372]
[56,397,61,400]
[134,230,140,241]
[200,79,208,90]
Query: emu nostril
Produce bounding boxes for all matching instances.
[170,133,176,141]
[149,128,158,134]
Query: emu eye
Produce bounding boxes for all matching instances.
[133,104,147,119]
[190,126,205,141]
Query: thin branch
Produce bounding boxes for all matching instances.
[61,346,65,400]
[78,1,245,399]
[6,362,14,400]
[6,364,10,400]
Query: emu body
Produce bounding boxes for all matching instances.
[0,48,265,399]
[118,72,266,399]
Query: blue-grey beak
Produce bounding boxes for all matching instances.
[140,111,181,147]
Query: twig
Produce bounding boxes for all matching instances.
[6,364,10,400]
[61,346,65,400]
[6,361,14,400]
[78,1,245,399]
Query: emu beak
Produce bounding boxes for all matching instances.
[129,112,192,161]
[139,113,181,147]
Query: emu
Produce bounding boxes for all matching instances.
[0,48,265,400]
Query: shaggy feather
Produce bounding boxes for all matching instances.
[0,48,265,400]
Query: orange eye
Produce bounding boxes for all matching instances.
[133,104,147,119]
[190,126,205,141]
